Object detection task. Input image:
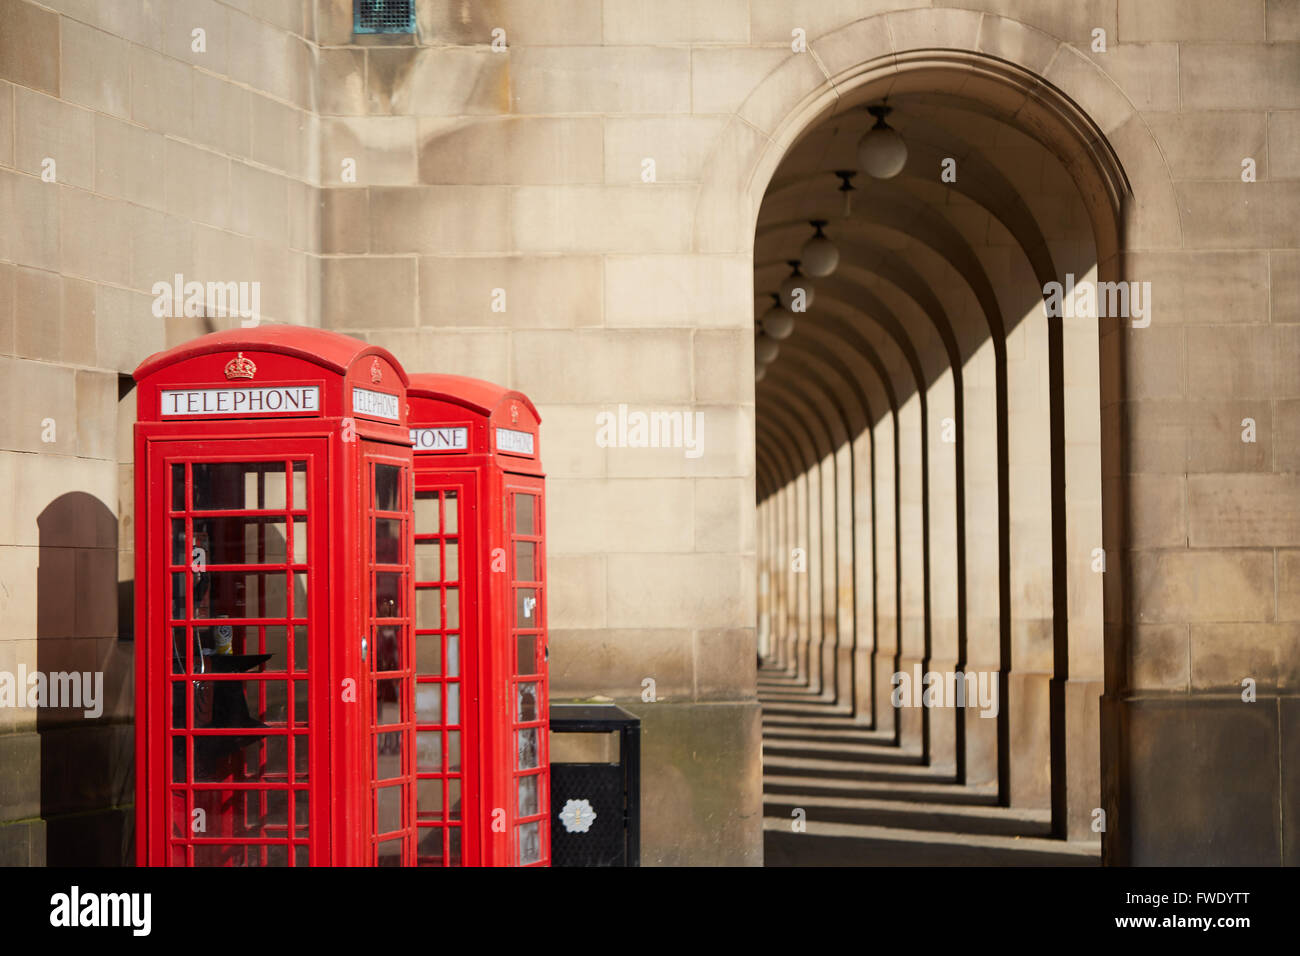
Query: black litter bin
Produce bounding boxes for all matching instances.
[548,703,640,867]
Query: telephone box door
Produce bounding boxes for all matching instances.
[144,438,327,866]
[412,473,478,865]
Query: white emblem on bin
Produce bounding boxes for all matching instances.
[559,798,596,834]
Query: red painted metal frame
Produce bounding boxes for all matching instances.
[134,327,415,866]
[407,374,550,866]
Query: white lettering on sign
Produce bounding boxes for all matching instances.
[160,387,320,416]
[352,387,400,421]
[496,427,534,456]
[410,427,468,451]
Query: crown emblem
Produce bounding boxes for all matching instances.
[510,402,519,424]
[224,352,256,380]
[370,358,383,384]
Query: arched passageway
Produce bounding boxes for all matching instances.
[744,42,1134,864]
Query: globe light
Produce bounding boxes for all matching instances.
[755,363,767,383]
[755,334,780,364]
[760,293,795,340]
[801,220,839,277]
[778,261,814,312]
[858,105,907,180]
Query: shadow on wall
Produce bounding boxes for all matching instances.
[37,492,134,866]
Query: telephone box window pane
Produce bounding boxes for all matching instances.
[291,462,306,510]
[293,679,309,725]
[414,542,439,582]
[377,785,404,834]
[444,492,458,534]
[376,679,402,726]
[193,462,285,510]
[442,637,459,679]
[375,572,403,617]
[172,519,186,565]
[377,838,403,867]
[517,682,538,722]
[415,493,439,534]
[295,845,309,867]
[295,789,309,831]
[263,626,289,672]
[518,775,538,816]
[197,570,291,618]
[446,684,459,724]
[516,728,538,770]
[374,464,401,512]
[171,573,187,619]
[374,518,402,565]
[518,821,541,865]
[514,493,535,535]
[515,588,538,626]
[260,679,288,724]
[171,464,185,510]
[445,587,459,629]
[448,779,461,820]
[417,778,443,816]
[415,684,441,724]
[416,731,442,771]
[247,790,289,830]
[444,541,459,581]
[193,516,289,565]
[172,627,189,674]
[449,827,462,865]
[516,634,537,675]
[514,541,535,581]
[448,731,461,772]
[418,827,443,864]
[377,731,403,779]
[292,519,307,564]
[292,626,307,672]
[416,588,440,629]
[294,734,310,780]
[416,635,441,675]
[375,625,401,671]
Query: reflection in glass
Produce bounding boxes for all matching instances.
[416,731,442,772]
[446,588,459,629]
[416,634,441,675]
[171,464,185,510]
[516,634,537,675]
[517,682,538,722]
[291,462,306,511]
[444,541,459,581]
[518,775,538,816]
[448,731,461,772]
[375,625,401,671]
[374,464,401,512]
[414,541,440,583]
[514,493,535,535]
[444,492,458,534]
[518,821,541,865]
[449,779,461,820]
[375,679,402,726]
[417,778,443,816]
[415,493,439,534]
[374,518,402,564]
[514,541,535,581]
[446,684,459,724]
[374,572,403,618]
[193,462,285,511]
[447,635,460,677]
[377,838,403,867]
[516,728,538,770]
[415,683,441,724]
[416,588,440,629]
[515,588,537,625]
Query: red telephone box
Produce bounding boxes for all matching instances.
[133,326,417,866]
[406,374,550,866]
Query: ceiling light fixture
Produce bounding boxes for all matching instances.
[858,104,907,179]
[778,260,814,312]
[801,219,839,277]
[759,292,796,340]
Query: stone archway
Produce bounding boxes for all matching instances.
[700,9,1178,858]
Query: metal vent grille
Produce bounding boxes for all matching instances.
[354,0,416,34]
